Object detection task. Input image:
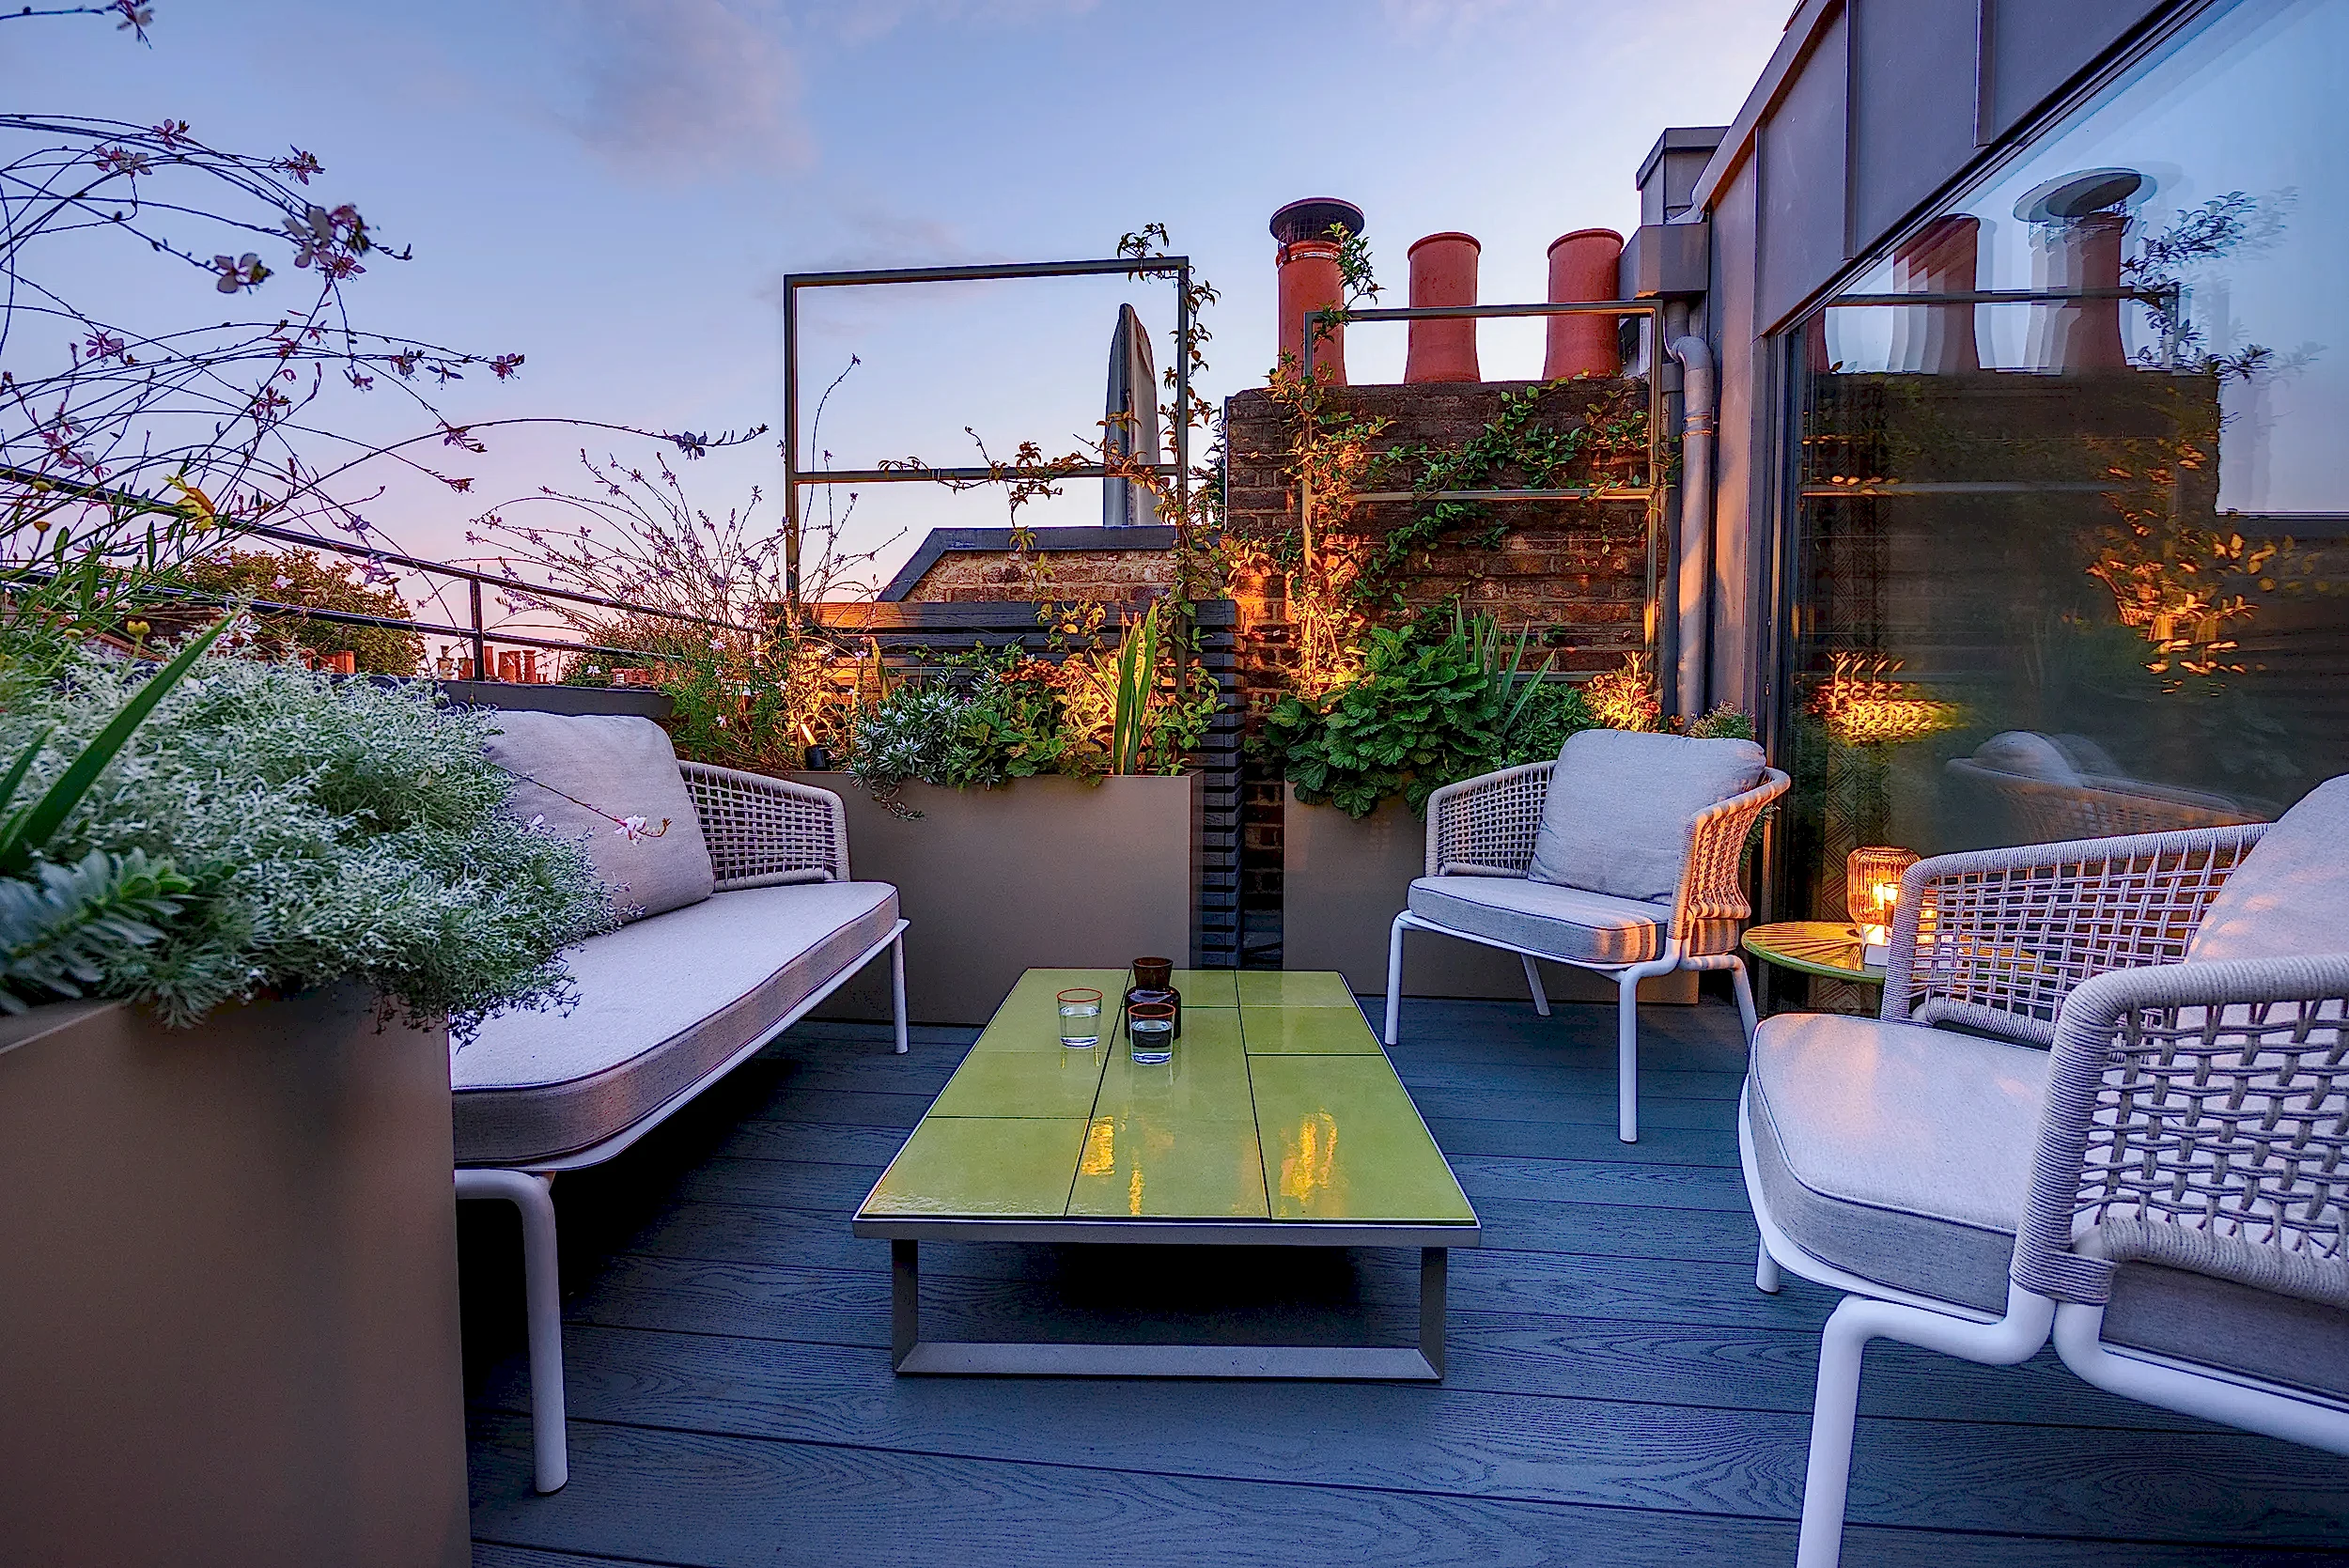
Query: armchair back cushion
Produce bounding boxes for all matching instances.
[481,711,715,924]
[2185,776,2349,962]
[1529,729,1766,903]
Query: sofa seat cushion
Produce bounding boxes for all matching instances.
[1408,876,1673,966]
[481,710,715,923]
[1528,728,1766,902]
[453,880,898,1165]
[1745,1011,2046,1313]
[2103,1261,2349,1402]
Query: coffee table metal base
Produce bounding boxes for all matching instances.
[883,1235,1455,1382]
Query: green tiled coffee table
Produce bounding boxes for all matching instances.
[852,968,1480,1380]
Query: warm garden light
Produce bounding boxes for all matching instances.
[1845,846,1919,964]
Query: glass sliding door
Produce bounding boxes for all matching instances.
[1776,0,2347,971]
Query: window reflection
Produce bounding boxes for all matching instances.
[1782,0,2343,953]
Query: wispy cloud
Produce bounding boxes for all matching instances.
[562,0,809,179]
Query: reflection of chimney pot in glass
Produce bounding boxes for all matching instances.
[1891,214,1982,374]
[2016,168,2145,373]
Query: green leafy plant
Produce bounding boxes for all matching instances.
[1109,602,1161,776]
[1262,616,1506,817]
[183,547,425,675]
[1,849,189,1014]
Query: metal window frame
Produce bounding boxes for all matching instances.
[780,256,1195,606]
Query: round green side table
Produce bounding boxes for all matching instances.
[1742,920,1887,986]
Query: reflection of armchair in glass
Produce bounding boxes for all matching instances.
[1948,730,2263,841]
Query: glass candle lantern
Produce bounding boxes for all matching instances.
[1845,846,1920,964]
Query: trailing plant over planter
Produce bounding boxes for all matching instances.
[846,613,1215,814]
[0,637,613,1032]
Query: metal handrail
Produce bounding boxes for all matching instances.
[1,462,761,679]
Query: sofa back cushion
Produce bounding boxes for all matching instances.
[2186,775,2349,962]
[1528,729,1766,904]
[481,711,714,923]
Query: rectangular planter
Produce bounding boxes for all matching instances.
[791,771,1199,1026]
[0,986,469,1568]
[1281,785,1698,1004]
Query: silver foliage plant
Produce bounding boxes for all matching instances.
[1,647,616,1034]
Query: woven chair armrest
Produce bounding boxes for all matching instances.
[1880,823,2268,1043]
[678,761,853,887]
[1423,760,1554,878]
[2012,954,2349,1311]
[1669,768,1788,942]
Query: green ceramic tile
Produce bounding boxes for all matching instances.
[1168,969,1239,1007]
[1239,1001,1383,1056]
[1066,1110,1269,1219]
[1248,1055,1476,1225]
[1095,1007,1253,1122]
[927,1039,1109,1118]
[1236,970,1359,1009]
[972,969,1129,1053]
[858,1117,1089,1219]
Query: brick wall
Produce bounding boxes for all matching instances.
[1222,379,1657,938]
[897,547,1178,603]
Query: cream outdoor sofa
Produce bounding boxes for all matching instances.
[1743,779,2349,1568]
[1384,729,1790,1142]
[450,713,907,1495]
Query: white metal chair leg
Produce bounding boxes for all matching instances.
[1616,970,1641,1142]
[890,933,909,1054]
[1795,1288,2056,1568]
[1756,1237,1781,1295]
[1728,955,1759,1043]
[1383,913,1408,1047]
[1520,954,1551,1017]
[455,1168,568,1493]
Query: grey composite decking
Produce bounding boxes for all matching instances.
[460,997,2349,1567]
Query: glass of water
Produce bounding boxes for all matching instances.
[1056,988,1103,1048]
[1128,1001,1175,1064]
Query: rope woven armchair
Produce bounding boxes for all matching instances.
[1741,794,2349,1568]
[1385,731,1789,1141]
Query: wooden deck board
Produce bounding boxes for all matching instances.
[463,998,2349,1566]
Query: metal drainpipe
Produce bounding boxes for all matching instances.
[1666,334,1715,719]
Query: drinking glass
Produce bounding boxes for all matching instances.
[1128,1001,1175,1064]
[1056,988,1103,1048]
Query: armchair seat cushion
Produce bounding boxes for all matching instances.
[1746,1012,2046,1313]
[1408,875,1673,966]
[453,880,898,1165]
[1748,1011,2349,1395]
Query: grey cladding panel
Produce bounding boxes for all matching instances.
[1983,0,2169,142]
[1759,6,1850,329]
[1849,0,1983,256]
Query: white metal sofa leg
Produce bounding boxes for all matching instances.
[1520,954,1551,1017]
[1383,911,1408,1047]
[1755,1238,1781,1295]
[891,931,909,1054]
[454,1168,568,1494]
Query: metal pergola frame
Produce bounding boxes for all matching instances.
[780,256,1194,606]
[1297,298,1670,657]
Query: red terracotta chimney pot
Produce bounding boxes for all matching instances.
[1544,227,1626,381]
[1405,232,1481,384]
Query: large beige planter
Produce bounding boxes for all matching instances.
[0,986,468,1568]
[791,771,1199,1026]
[1282,784,1697,1003]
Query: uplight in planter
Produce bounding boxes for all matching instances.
[1845,846,1919,967]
